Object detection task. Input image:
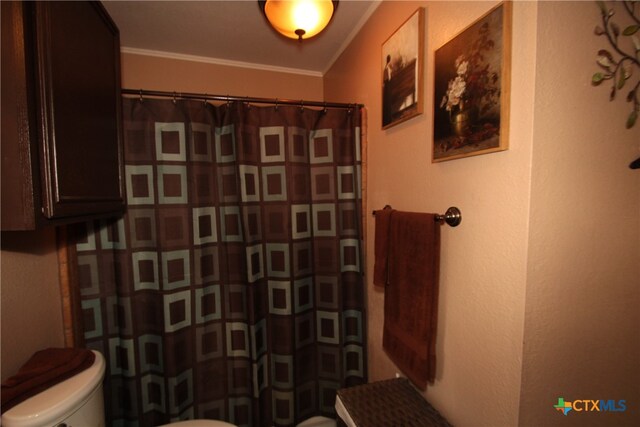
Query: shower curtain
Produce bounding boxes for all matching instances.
[70,98,366,427]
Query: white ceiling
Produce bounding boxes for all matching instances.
[102,0,380,76]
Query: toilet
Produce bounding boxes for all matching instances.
[1,350,235,427]
[160,421,236,427]
[2,350,106,427]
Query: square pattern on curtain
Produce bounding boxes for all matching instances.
[71,98,366,427]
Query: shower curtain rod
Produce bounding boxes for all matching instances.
[121,88,363,110]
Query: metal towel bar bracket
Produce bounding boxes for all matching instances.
[435,207,462,227]
[372,206,462,227]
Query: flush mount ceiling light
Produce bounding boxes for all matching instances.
[259,0,338,41]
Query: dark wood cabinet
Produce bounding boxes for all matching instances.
[1,1,125,230]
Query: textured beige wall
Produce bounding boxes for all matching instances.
[121,52,324,101]
[519,2,640,426]
[325,1,535,425]
[326,1,639,426]
[1,228,65,381]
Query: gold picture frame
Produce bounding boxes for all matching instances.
[432,2,512,162]
[382,8,425,129]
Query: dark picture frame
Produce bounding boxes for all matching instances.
[433,2,512,162]
[382,8,424,129]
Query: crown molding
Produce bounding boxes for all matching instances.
[323,0,382,75]
[120,47,324,78]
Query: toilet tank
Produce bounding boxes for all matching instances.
[1,350,106,427]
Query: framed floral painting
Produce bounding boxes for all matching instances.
[382,8,424,129]
[433,2,512,162]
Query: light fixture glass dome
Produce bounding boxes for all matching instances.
[261,0,337,40]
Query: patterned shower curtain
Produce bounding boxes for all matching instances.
[70,98,366,427]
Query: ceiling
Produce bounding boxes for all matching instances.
[102,0,380,76]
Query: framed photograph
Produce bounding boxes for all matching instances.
[382,8,424,129]
[433,2,512,162]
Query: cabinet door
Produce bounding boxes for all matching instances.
[33,1,125,219]
[1,1,38,230]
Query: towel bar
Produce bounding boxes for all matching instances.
[372,206,462,227]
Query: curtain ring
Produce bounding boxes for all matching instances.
[172,92,177,104]
[323,102,328,114]
[245,96,251,109]
[299,100,304,113]
[203,93,208,105]
[274,98,279,111]
[139,89,144,103]
[226,95,231,106]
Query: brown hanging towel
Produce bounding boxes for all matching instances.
[381,210,441,389]
[373,207,393,286]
